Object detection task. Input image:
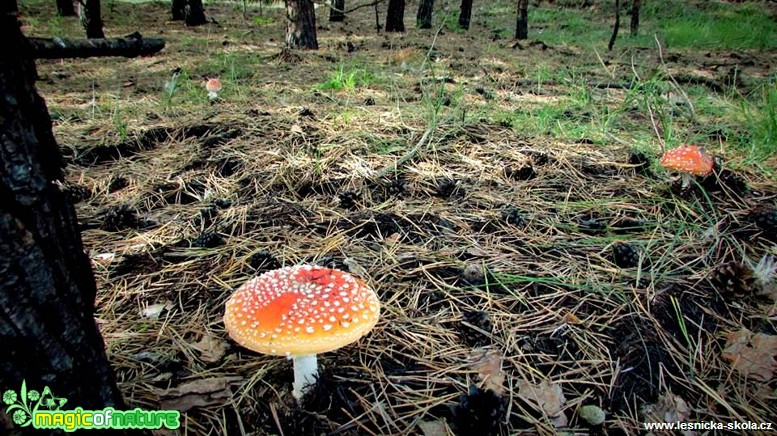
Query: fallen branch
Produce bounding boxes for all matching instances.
[29,32,164,59]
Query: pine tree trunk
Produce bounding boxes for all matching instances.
[516,0,528,40]
[329,0,345,22]
[56,0,76,17]
[80,0,105,38]
[184,0,207,26]
[171,0,185,21]
[608,0,620,51]
[285,0,318,49]
[458,0,473,30]
[416,0,433,29]
[630,0,641,36]
[385,0,405,32]
[0,0,126,417]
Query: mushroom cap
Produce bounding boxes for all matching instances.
[224,265,380,356]
[659,145,714,176]
[205,78,222,92]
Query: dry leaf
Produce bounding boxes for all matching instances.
[92,252,116,263]
[417,419,449,436]
[191,334,229,363]
[290,124,304,134]
[562,310,581,324]
[517,379,566,425]
[468,349,504,395]
[160,376,242,412]
[721,328,777,382]
[141,300,173,320]
[642,393,691,423]
[465,246,488,257]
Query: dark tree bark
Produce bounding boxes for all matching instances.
[79,0,105,38]
[416,0,433,29]
[385,0,405,32]
[516,0,528,40]
[285,0,318,49]
[458,0,473,30]
[630,0,641,36]
[329,0,345,22]
[29,33,165,59]
[0,1,126,419]
[608,0,620,51]
[171,0,185,21]
[57,0,76,17]
[183,0,207,26]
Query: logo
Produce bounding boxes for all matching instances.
[3,380,180,432]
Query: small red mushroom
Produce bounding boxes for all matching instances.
[205,78,222,100]
[659,145,714,188]
[224,265,380,399]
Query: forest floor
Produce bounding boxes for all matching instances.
[18,0,777,434]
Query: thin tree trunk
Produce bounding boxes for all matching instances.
[458,0,473,30]
[184,0,207,26]
[608,0,620,51]
[330,0,345,22]
[516,0,528,40]
[57,0,76,16]
[630,0,641,36]
[385,0,405,32]
[171,0,185,20]
[0,0,126,417]
[417,0,433,29]
[80,0,105,38]
[285,0,318,49]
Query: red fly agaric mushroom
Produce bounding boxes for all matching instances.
[659,145,714,189]
[205,78,222,100]
[224,265,380,400]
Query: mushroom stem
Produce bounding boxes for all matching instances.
[291,354,318,400]
[681,173,692,189]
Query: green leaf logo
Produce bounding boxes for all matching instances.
[3,381,65,428]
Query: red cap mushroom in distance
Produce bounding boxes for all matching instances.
[224,265,380,399]
[659,145,714,176]
[659,145,714,189]
[205,78,222,93]
[205,78,221,100]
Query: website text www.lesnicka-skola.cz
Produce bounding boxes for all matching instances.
[643,421,774,431]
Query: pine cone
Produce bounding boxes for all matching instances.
[459,310,493,346]
[710,262,755,298]
[192,231,224,248]
[613,243,639,268]
[748,206,777,233]
[452,385,505,436]
[101,204,140,231]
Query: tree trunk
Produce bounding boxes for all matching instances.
[329,0,344,22]
[79,0,105,38]
[285,0,318,50]
[385,0,405,32]
[171,0,185,21]
[29,33,165,59]
[0,0,126,419]
[184,0,207,26]
[515,0,528,40]
[458,0,473,30]
[608,0,620,51]
[630,0,641,36]
[416,0,433,29]
[56,0,76,17]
